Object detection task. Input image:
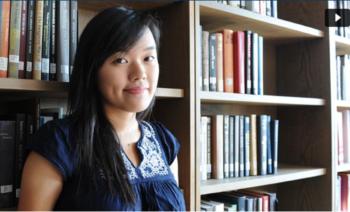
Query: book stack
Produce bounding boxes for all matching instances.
[200,28,264,95]
[0,0,78,82]
[200,114,279,180]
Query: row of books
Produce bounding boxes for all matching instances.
[336,173,350,212]
[200,114,279,181]
[337,110,350,165]
[329,0,350,38]
[200,28,264,95]
[336,55,350,101]
[0,0,78,82]
[0,98,64,208]
[201,189,277,211]
[215,0,278,18]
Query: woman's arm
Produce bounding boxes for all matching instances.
[17,151,63,210]
[169,156,179,185]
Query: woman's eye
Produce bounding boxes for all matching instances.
[113,58,128,64]
[145,56,156,62]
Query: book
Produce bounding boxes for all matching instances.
[18,0,27,79]
[49,0,56,81]
[257,115,268,175]
[233,31,245,93]
[257,35,264,95]
[212,115,224,179]
[202,30,209,91]
[41,0,51,81]
[25,0,35,79]
[0,119,16,208]
[33,0,44,80]
[244,30,252,94]
[57,0,70,82]
[0,1,11,78]
[222,29,234,92]
[251,33,259,95]
[216,32,224,92]
[244,115,250,176]
[249,114,257,176]
[70,0,78,77]
[223,115,230,178]
[271,119,279,174]
[8,1,22,78]
[209,33,217,91]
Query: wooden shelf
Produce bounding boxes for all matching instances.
[0,78,183,98]
[200,92,325,106]
[199,1,323,41]
[337,100,350,110]
[78,0,174,11]
[200,165,326,195]
[156,88,184,98]
[337,163,350,173]
[335,35,350,55]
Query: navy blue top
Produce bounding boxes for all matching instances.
[27,118,186,211]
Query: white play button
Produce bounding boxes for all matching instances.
[335,13,341,22]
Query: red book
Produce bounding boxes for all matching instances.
[340,174,349,212]
[222,29,234,92]
[233,31,245,93]
[0,1,11,78]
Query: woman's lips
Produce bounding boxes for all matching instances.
[124,87,148,95]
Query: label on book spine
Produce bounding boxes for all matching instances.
[41,58,49,73]
[34,62,41,71]
[19,61,24,70]
[26,62,32,72]
[0,57,9,70]
[61,65,69,74]
[50,63,56,74]
[16,188,20,198]
[9,55,19,63]
[0,185,13,193]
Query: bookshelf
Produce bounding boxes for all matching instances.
[0,0,343,211]
[196,1,334,211]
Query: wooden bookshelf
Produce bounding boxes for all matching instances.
[200,92,325,106]
[199,1,323,41]
[337,100,350,110]
[335,35,350,55]
[201,165,326,195]
[337,163,350,173]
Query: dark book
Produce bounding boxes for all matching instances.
[49,0,56,81]
[209,33,217,91]
[271,119,279,174]
[266,116,272,174]
[245,30,252,94]
[19,0,27,79]
[25,0,35,79]
[234,115,239,177]
[0,119,16,208]
[239,115,244,177]
[244,116,250,176]
[208,192,246,212]
[41,0,51,81]
[14,113,26,202]
[69,0,78,77]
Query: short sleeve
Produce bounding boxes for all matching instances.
[26,120,74,180]
[151,122,180,165]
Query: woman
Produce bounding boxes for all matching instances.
[18,6,186,210]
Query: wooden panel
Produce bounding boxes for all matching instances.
[200,92,325,106]
[151,1,196,210]
[0,78,68,92]
[199,1,323,41]
[335,35,350,55]
[201,165,326,195]
[277,1,332,210]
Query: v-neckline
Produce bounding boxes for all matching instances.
[121,121,144,169]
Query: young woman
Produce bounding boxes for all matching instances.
[18,6,186,211]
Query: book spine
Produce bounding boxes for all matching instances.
[0,1,11,78]
[250,114,257,176]
[258,35,264,95]
[233,31,245,93]
[258,115,267,175]
[271,119,279,174]
[244,115,250,176]
[245,30,252,94]
[201,116,208,181]
[222,29,234,92]
[266,115,272,174]
[33,0,44,80]
[8,1,22,78]
[18,1,27,79]
[234,115,239,177]
[41,0,51,81]
[70,0,78,77]
[239,115,244,177]
[50,0,56,81]
[202,30,209,91]
[272,0,278,18]
[14,114,25,201]
[223,115,230,178]
[229,115,234,178]
[207,117,212,179]
[198,25,202,91]
[57,0,70,82]
[216,32,224,92]
[251,33,259,95]
[212,115,224,179]
[0,120,16,208]
[209,33,217,91]
[25,0,34,79]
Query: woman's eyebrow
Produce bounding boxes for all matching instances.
[143,46,156,51]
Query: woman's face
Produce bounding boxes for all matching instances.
[98,28,159,113]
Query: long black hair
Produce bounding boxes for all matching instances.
[67,6,160,204]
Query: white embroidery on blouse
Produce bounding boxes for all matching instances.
[121,151,139,180]
[138,122,168,178]
[121,122,169,180]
